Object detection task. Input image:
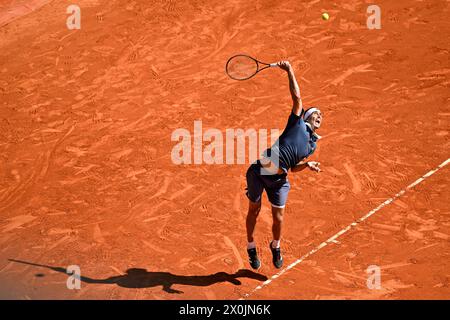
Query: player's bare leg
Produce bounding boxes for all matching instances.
[246,199,261,243]
[271,206,284,241]
[246,199,261,269]
[270,206,284,268]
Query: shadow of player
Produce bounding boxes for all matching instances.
[8,259,267,294]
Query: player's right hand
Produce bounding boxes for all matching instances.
[277,61,292,71]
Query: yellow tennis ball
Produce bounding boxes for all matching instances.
[322,12,330,20]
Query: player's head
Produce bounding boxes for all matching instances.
[303,107,322,130]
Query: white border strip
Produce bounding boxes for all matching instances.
[241,157,450,299]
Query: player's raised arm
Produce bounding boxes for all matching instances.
[277,61,303,116]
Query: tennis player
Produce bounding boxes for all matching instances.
[245,61,322,269]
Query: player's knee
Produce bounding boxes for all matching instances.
[272,210,284,223]
[250,207,261,217]
[248,202,261,217]
[274,214,283,224]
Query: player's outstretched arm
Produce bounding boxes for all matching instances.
[291,160,321,172]
[277,61,303,116]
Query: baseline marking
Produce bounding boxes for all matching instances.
[241,157,450,299]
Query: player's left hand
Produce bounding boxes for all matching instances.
[307,161,321,172]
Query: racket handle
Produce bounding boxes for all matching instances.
[269,63,278,67]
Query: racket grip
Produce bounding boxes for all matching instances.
[269,63,278,67]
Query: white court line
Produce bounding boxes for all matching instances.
[241,157,450,299]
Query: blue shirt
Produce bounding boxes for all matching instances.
[264,111,320,173]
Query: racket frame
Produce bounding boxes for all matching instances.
[225,54,277,81]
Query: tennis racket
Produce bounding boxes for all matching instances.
[225,54,278,81]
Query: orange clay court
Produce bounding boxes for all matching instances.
[0,0,449,300]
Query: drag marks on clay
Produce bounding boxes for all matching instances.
[223,235,244,270]
[314,279,415,300]
[242,158,450,299]
[74,164,99,176]
[93,223,106,244]
[343,163,362,194]
[168,184,195,201]
[189,190,209,207]
[149,176,172,200]
[46,228,78,236]
[416,68,450,89]
[0,158,43,215]
[1,0,449,299]
[371,223,401,233]
[0,0,52,28]
[159,6,248,78]
[143,213,171,223]
[1,215,37,233]
[45,235,73,252]
[325,63,375,87]
[432,231,449,241]
[142,240,172,255]
[205,252,230,265]
[362,172,379,193]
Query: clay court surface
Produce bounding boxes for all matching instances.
[0,0,449,299]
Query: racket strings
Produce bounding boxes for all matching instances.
[226,56,259,80]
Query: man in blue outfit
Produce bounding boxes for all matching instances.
[245,61,323,269]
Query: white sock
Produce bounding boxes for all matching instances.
[247,241,256,250]
[271,240,280,249]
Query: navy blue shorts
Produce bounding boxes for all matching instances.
[245,162,290,208]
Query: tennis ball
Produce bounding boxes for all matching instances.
[322,12,330,20]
